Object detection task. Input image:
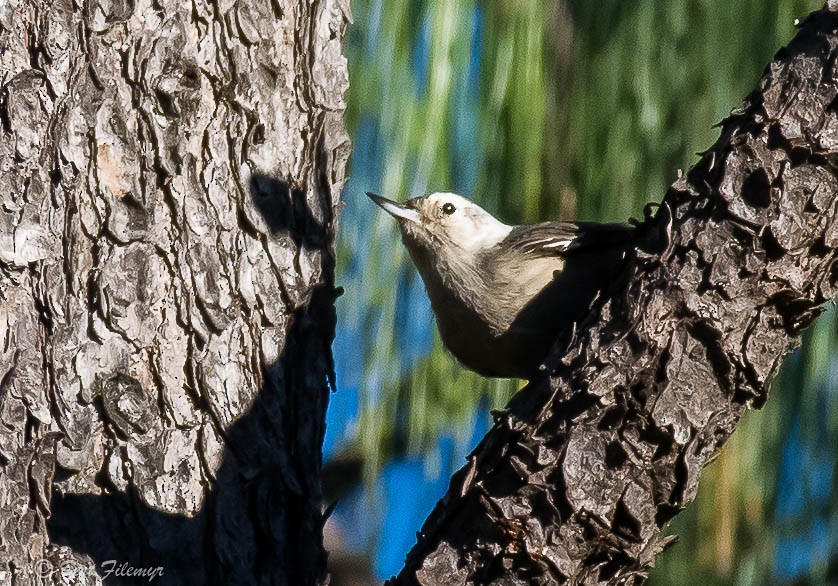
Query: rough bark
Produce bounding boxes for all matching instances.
[0,0,349,583]
[391,6,838,585]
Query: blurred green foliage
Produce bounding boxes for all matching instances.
[338,0,835,582]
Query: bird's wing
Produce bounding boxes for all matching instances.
[505,221,634,256]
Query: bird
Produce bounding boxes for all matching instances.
[367,191,635,379]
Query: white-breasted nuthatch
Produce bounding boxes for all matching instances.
[368,192,634,379]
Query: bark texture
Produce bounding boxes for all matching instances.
[392,6,838,585]
[0,0,349,582]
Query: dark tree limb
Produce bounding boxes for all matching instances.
[391,6,838,585]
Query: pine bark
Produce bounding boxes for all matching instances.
[392,6,838,585]
[0,0,349,583]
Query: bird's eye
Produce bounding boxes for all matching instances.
[441,203,456,215]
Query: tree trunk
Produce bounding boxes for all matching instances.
[0,0,349,583]
[391,6,838,585]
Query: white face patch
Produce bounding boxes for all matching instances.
[419,192,513,254]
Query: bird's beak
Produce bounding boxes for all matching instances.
[366,192,420,224]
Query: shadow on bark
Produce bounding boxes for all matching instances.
[46,175,336,586]
[250,175,328,250]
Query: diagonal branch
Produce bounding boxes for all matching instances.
[389,6,838,585]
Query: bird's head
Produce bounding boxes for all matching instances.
[367,192,512,259]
